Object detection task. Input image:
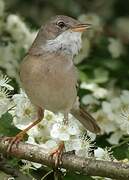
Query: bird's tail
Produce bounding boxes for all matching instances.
[71,107,100,134]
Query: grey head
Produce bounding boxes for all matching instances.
[29,15,90,56]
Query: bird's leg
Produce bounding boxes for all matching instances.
[50,141,65,169]
[5,107,44,153]
[50,112,69,168]
[63,112,69,125]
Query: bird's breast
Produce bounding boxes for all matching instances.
[20,53,77,112]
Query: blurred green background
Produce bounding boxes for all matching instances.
[5,0,129,26]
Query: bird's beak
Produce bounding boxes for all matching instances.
[70,23,91,32]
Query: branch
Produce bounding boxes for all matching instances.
[0,138,129,180]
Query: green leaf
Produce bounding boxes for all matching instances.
[78,70,89,82]
[93,68,109,83]
[0,112,20,136]
[113,144,129,160]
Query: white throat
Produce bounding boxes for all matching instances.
[44,31,82,56]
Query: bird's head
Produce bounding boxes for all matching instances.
[30,15,91,56]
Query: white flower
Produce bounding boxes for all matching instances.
[80,82,97,91]
[0,43,20,79]
[11,89,37,129]
[95,147,114,161]
[21,159,41,170]
[87,131,96,141]
[80,82,108,99]
[93,87,108,99]
[0,74,14,90]
[107,131,124,145]
[94,110,118,134]
[94,147,105,159]
[94,89,129,135]
[0,87,10,118]
[45,139,58,151]
[31,162,42,169]
[50,123,69,141]
[0,74,14,118]
[108,38,124,58]
[102,101,114,121]
[65,136,93,157]
[26,111,61,145]
[82,94,99,105]
[102,98,122,122]
[121,90,129,104]
[0,13,36,80]
[50,120,80,141]
[80,86,129,139]
[6,14,35,47]
[119,107,129,134]
[110,97,122,110]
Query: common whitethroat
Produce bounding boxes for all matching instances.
[7,15,100,153]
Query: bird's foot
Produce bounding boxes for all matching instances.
[50,141,64,169]
[3,131,25,153]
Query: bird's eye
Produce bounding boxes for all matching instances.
[57,21,66,29]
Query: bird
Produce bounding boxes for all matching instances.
[6,15,100,161]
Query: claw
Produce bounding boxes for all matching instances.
[4,132,24,153]
[2,108,44,154]
[50,142,64,169]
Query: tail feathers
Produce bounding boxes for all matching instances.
[71,107,100,134]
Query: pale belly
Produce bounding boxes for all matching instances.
[20,54,77,112]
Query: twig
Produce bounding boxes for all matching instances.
[111,137,129,149]
[0,137,129,180]
[41,170,53,180]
